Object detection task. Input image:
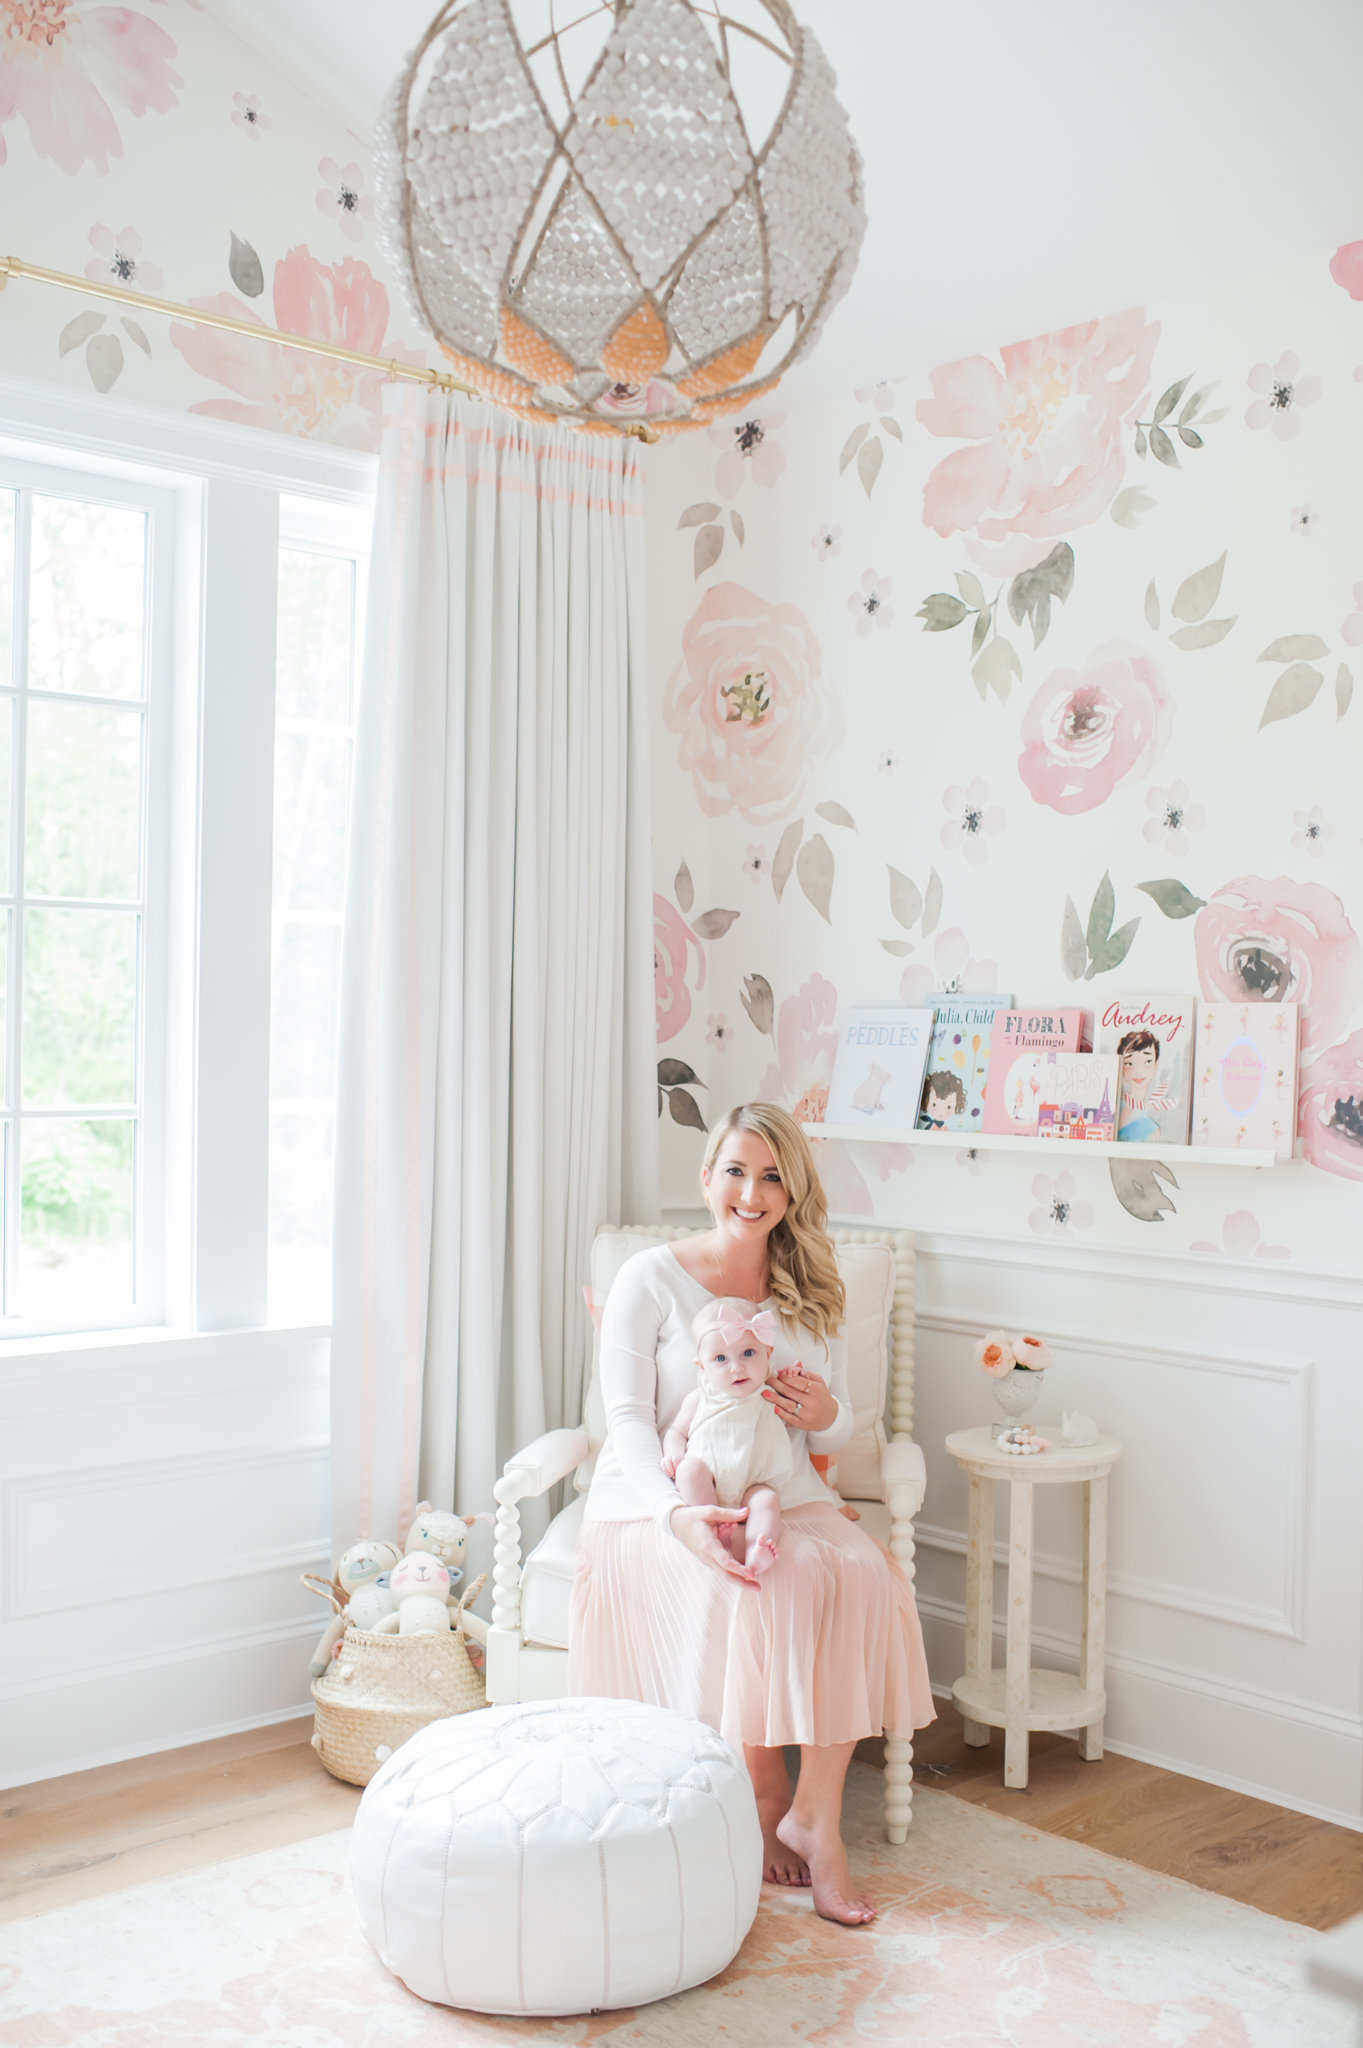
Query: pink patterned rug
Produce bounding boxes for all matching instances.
[0,1765,1345,2046]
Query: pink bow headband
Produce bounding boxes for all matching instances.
[713,1308,778,1350]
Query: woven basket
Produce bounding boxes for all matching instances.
[310,1573,488,1787]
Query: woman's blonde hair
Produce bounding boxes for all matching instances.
[701,1103,845,1343]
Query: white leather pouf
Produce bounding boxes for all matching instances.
[349,1695,762,2017]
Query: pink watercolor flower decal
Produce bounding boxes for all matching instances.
[1289,503,1319,537]
[917,309,1159,574]
[742,844,767,885]
[710,413,785,499]
[706,1014,731,1050]
[1245,352,1321,438]
[1194,873,1363,1062]
[1340,581,1363,646]
[1329,242,1363,300]
[1291,807,1335,859]
[85,222,161,291]
[759,974,908,1216]
[663,582,844,823]
[1190,1210,1289,1260]
[594,379,680,418]
[1018,641,1171,816]
[900,927,999,1005]
[848,570,893,637]
[0,0,181,175]
[878,747,900,776]
[654,893,705,1043]
[1029,1170,1094,1237]
[232,90,269,136]
[1143,780,1205,855]
[811,523,842,561]
[316,157,373,242]
[1298,1030,1363,1180]
[169,244,419,451]
[940,778,1005,863]
[855,381,897,411]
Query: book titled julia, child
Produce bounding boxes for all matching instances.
[982,1008,1089,1137]
[1095,994,1195,1145]
[1192,1002,1299,1158]
[916,993,1012,1132]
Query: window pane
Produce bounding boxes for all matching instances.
[277,550,354,720]
[19,1117,134,1315]
[0,700,12,896]
[0,490,14,685]
[270,923,341,1100]
[23,908,137,1106]
[273,731,349,918]
[26,700,142,900]
[268,1109,334,1321]
[28,496,146,699]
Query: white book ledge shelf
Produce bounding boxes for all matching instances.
[802,1124,1278,1169]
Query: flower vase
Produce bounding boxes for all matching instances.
[991,1367,1045,1438]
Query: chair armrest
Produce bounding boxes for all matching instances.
[501,1426,592,1501]
[881,1438,926,1515]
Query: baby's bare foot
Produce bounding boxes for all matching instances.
[748,1535,780,1577]
[775,1813,876,1925]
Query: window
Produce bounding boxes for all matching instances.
[0,463,170,1329]
[267,497,368,1324]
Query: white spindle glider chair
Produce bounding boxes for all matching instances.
[485,1223,927,1843]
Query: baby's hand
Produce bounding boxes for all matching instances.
[661,1450,679,1478]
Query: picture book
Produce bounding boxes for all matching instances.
[1192,1003,1299,1158]
[1095,995,1195,1145]
[982,1008,1090,1136]
[916,993,1013,1133]
[1034,1052,1120,1142]
[825,1006,936,1130]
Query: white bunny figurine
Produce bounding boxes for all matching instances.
[1061,1410,1100,1448]
[374,1551,453,1637]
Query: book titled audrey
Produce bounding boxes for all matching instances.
[1095,994,1195,1144]
[1192,1002,1299,1158]
[825,1006,935,1130]
[982,1008,1089,1137]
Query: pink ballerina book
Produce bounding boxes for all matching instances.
[982,1009,1089,1137]
[1192,1003,1299,1158]
[825,1006,936,1130]
[1095,994,1195,1145]
[1033,1052,1119,1142]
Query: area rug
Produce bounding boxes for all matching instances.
[0,1765,1346,2047]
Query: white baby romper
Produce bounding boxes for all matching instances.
[686,1385,794,1507]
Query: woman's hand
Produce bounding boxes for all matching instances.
[762,1362,838,1433]
[668,1503,760,1584]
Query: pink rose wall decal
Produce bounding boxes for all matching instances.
[1194,874,1363,1063]
[653,893,705,1045]
[917,309,1159,574]
[169,245,420,449]
[1298,1030,1363,1180]
[1018,641,1171,815]
[663,582,844,824]
[1329,242,1363,301]
[0,0,181,176]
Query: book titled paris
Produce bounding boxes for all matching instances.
[1095,994,1195,1144]
[825,1006,936,1129]
[982,1008,1089,1137]
[1192,1003,1299,1158]
[1033,1052,1119,1142]
[916,993,1013,1132]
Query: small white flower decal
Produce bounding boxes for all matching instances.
[848,569,893,638]
[1291,805,1335,858]
[742,844,767,884]
[1029,1171,1094,1237]
[1143,780,1207,856]
[316,157,373,242]
[706,1014,731,1050]
[1245,352,1321,438]
[1289,502,1319,536]
[811,523,843,561]
[940,778,1005,864]
[855,380,896,411]
[232,92,270,137]
[878,748,900,776]
[85,224,162,292]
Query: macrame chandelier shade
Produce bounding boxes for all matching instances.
[374,0,865,436]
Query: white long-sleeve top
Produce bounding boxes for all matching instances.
[583,1242,853,1529]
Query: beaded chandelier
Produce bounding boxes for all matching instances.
[374,0,865,437]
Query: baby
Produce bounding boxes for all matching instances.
[662,1297,794,1576]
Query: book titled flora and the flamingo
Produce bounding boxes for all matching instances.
[1192,1002,1300,1159]
[982,1008,1089,1137]
[825,1004,935,1129]
[915,993,1013,1132]
[1095,995,1195,1144]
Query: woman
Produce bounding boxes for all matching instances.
[569,1101,934,1925]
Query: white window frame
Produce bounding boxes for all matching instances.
[0,376,376,1348]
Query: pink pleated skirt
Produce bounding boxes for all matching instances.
[568,1502,936,1751]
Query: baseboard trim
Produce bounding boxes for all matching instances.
[0,1698,314,1791]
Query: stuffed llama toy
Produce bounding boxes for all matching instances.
[306,1538,402,1677]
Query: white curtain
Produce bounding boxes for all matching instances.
[330,386,659,1551]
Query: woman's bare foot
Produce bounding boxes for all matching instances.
[757,1796,810,1887]
[775,1812,876,1925]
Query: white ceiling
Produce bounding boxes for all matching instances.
[205,0,1363,402]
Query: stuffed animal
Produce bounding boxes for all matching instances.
[405,1503,471,1580]
[374,1551,454,1637]
[306,1538,402,1677]
[344,1574,397,1633]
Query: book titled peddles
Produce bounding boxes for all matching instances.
[1192,1002,1299,1158]
[982,1009,1089,1137]
[825,1006,936,1130]
[1095,995,1195,1145]
[916,994,1013,1132]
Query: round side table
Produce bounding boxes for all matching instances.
[944,1426,1122,1790]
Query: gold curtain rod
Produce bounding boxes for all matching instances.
[0,253,480,398]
